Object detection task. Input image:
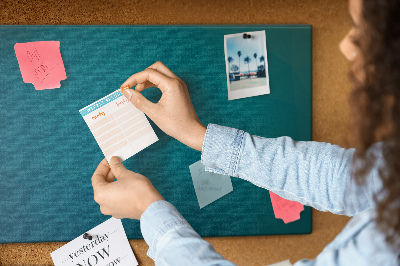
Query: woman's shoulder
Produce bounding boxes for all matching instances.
[322,209,399,265]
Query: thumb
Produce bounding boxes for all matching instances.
[109,156,128,178]
[122,89,154,115]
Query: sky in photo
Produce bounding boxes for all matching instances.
[226,32,266,73]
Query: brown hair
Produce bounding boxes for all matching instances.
[349,0,400,254]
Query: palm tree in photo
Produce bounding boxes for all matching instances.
[259,55,266,77]
[227,56,234,73]
[227,56,234,83]
[260,55,265,66]
[244,56,251,78]
[237,51,242,77]
[253,53,258,75]
[257,55,266,78]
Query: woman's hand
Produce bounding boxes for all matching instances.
[120,61,206,152]
[91,157,164,220]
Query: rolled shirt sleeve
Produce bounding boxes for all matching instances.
[201,123,383,216]
[140,200,236,265]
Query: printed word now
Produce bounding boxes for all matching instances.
[76,245,110,266]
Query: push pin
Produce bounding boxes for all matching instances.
[243,33,252,39]
[83,233,96,241]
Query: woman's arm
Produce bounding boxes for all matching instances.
[141,201,236,266]
[202,124,383,216]
[119,62,382,217]
[91,158,236,265]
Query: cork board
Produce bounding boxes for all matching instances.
[0,0,352,265]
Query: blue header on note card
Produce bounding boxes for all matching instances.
[80,90,123,116]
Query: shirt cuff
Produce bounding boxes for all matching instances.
[140,200,193,260]
[201,123,245,176]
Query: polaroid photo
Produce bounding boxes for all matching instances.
[224,30,270,100]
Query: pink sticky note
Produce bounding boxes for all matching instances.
[14,41,67,90]
[269,191,304,224]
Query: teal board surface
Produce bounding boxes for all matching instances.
[0,25,312,243]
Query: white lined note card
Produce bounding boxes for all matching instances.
[79,89,158,162]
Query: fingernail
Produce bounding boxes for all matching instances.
[120,85,130,92]
[110,156,122,165]
[123,89,133,100]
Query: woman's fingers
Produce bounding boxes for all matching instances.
[146,61,178,79]
[105,168,116,183]
[119,65,181,116]
[91,159,110,189]
[135,81,155,92]
[121,61,180,93]
[120,68,173,94]
[121,88,158,117]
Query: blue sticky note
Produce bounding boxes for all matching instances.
[189,161,234,209]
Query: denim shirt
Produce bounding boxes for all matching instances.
[140,124,399,265]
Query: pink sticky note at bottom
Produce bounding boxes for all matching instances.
[14,41,67,90]
[269,191,304,224]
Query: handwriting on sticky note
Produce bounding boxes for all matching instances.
[189,161,233,209]
[269,191,304,224]
[14,41,67,90]
[51,218,138,266]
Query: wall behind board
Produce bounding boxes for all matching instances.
[0,0,352,265]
